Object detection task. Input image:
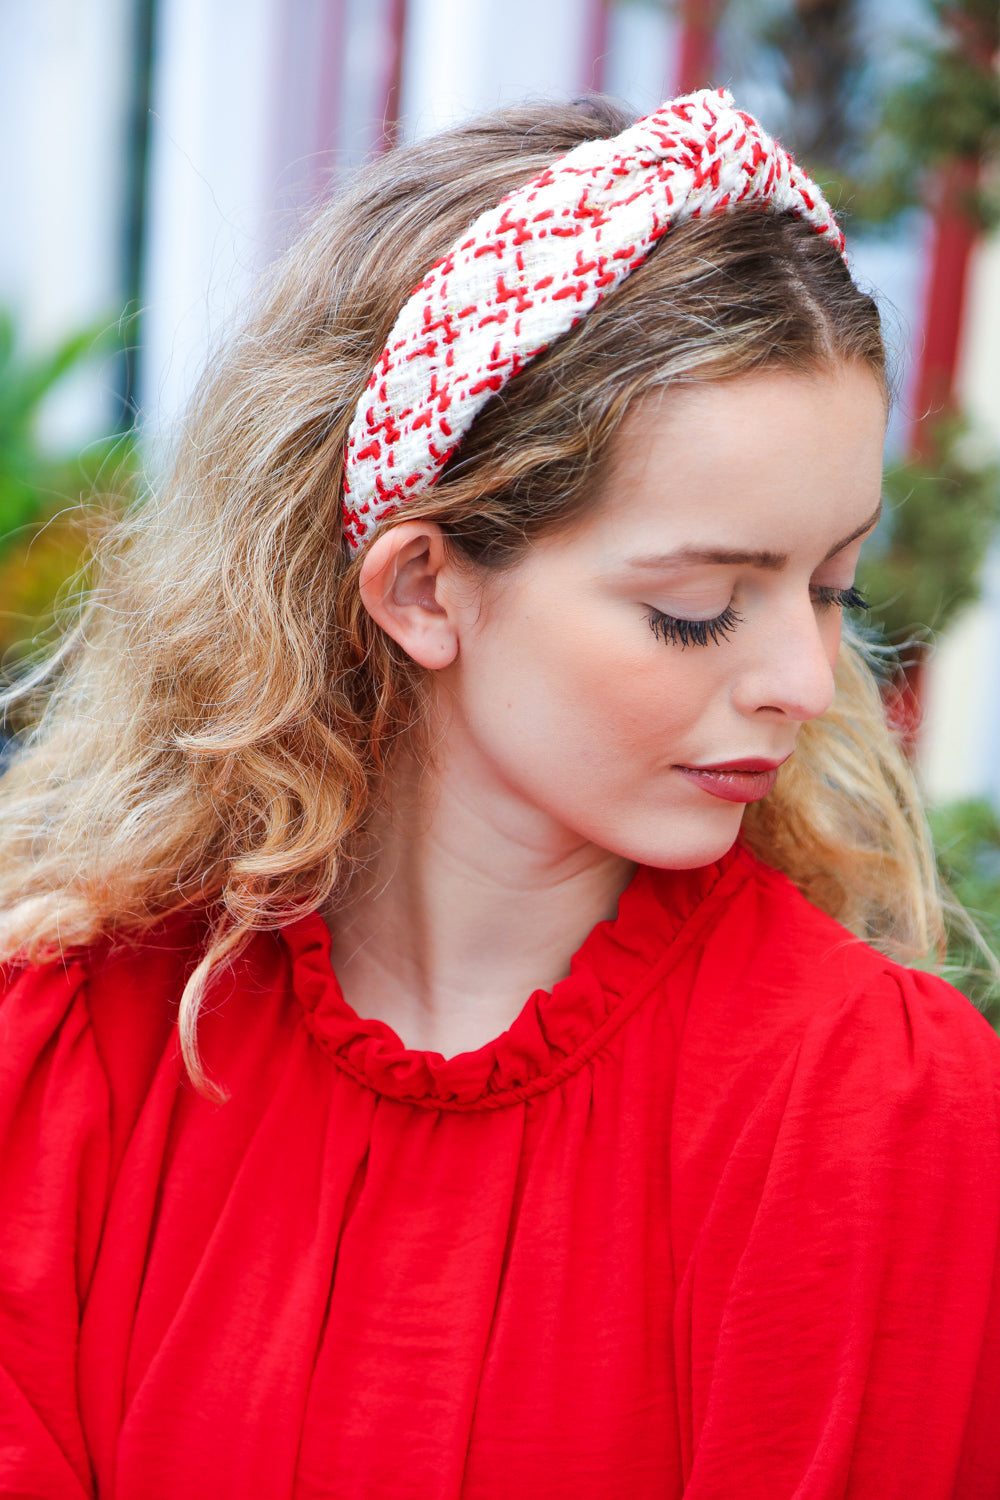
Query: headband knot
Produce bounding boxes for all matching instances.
[343,87,845,552]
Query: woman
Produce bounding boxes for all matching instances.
[1,89,998,1498]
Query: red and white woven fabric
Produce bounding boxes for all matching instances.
[342,87,846,552]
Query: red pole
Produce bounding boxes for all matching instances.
[379,0,409,152]
[898,11,997,750]
[585,0,611,94]
[909,5,996,458]
[899,161,979,748]
[910,157,979,459]
[675,0,723,94]
[312,0,349,193]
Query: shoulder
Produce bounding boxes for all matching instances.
[2,913,201,1073]
[1,917,196,1154]
[667,849,1000,1309]
[668,843,1000,1163]
[664,863,1000,1497]
[0,912,304,1131]
[686,840,996,1049]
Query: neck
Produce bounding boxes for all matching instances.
[325,736,634,1057]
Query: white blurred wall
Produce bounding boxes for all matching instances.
[402,0,591,136]
[0,0,133,447]
[920,231,1000,806]
[141,0,278,438]
[131,0,679,436]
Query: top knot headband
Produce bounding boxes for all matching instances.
[342,86,846,552]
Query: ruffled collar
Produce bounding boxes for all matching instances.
[283,847,750,1111]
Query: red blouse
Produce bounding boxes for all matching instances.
[2,844,1000,1498]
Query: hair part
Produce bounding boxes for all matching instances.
[0,98,943,1095]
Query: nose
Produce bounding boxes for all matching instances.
[732,608,838,723]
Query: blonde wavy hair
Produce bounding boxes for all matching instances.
[0,98,943,1093]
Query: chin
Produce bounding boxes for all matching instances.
[610,803,746,871]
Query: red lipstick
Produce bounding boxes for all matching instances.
[674,756,789,804]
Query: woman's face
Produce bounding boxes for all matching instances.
[438,362,886,870]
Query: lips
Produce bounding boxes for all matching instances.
[674,755,790,804]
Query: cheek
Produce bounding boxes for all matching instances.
[486,602,722,752]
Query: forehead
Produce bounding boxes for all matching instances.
[584,364,886,560]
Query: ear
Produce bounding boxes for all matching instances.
[358,520,461,670]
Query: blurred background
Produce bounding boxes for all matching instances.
[1,0,998,991]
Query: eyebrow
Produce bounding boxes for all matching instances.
[624,499,883,572]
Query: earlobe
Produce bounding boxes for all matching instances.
[358,521,460,670]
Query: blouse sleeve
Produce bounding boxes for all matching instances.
[0,958,112,1499]
[673,965,1000,1499]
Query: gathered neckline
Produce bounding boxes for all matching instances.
[283,846,750,1111]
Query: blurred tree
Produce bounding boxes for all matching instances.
[853,3,1000,742]
[0,311,110,546]
[859,416,1000,638]
[719,0,1000,226]
[851,2,1000,482]
[0,310,134,670]
[929,798,1000,1023]
[758,0,866,171]
[868,0,1000,228]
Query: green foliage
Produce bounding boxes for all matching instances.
[0,309,126,551]
[0,309,135,662]
[884,35,1000,168]
[858,419,1000,641]
[869,29,1000,225]
[715,0,1000,228]
[854,0,1000,227]
[930,798,1000,1023]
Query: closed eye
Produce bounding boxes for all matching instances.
[648,585,867,649]
[812,585,868,611]
[647,603,743,648]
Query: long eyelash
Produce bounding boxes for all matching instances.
[813,585,869,611]
[648,603,743,648]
